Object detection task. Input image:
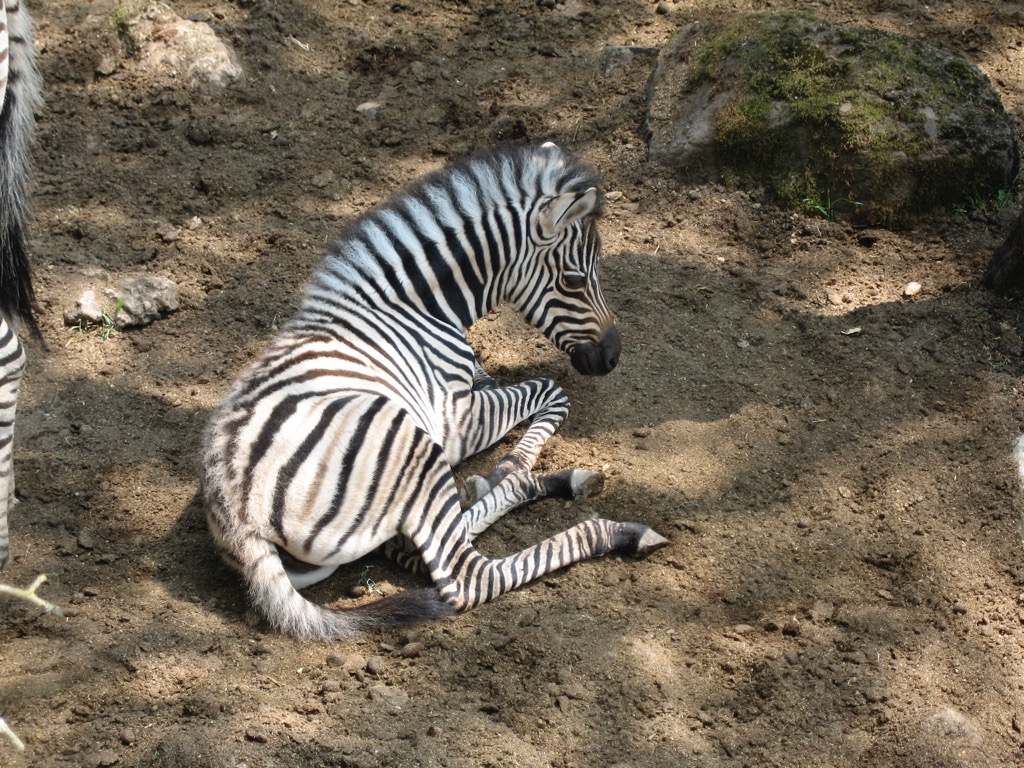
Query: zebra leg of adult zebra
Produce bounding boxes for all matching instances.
[0,0,42,570]
[0,318,25,569]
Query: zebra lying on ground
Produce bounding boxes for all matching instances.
[202,143,668,641]
[0,0,42,570]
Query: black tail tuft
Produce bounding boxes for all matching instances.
[352,588,456,627]
[0,221,38,335]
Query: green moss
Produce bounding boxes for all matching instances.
[682,11,1012,226]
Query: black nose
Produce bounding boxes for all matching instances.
[570,326,620,376]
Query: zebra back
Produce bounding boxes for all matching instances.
[0,0,40,329]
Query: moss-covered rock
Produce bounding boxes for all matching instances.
[645,12,1018,227]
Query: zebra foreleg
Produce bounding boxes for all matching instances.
[456,377,572,506]
[421,517,669,613]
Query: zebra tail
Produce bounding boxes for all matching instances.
[241,535,454,641]
[0,0,42,336]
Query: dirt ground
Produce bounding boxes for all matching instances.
[2,0,1024,765]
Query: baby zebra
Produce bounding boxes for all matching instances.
[202,143,667,641]
[0,0,41,570]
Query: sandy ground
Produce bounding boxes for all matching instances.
[2,0,1024,766]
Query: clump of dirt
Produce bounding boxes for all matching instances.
[1,1,1023,767]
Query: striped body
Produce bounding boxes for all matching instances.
[0,0,40,569]
[203,144,666,641]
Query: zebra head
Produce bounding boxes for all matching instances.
[517,176,620,376]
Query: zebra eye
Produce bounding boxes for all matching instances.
[563,272,587,290]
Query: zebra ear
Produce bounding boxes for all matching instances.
[539,187,598,236]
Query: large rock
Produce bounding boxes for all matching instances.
[646,12,1018,227]
[128,2,244,90]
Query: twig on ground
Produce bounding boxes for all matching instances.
[0,574,64,617]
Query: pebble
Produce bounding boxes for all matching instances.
[400,642,424,658]
[355,101,382,119]
[366,655,386,675]
[369,684,409,708]
[119,728,136,746]
[782,619,801,637]
[903,281,922,297]
[341,653,368,676]
[245,729,269,743]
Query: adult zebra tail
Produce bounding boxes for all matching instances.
[0,0,43,332]
[239,533,454,642]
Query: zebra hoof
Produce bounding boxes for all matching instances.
[569,469,604,500]
[617,524,669,558]
[459,475,491,508]
[634,528,669,557]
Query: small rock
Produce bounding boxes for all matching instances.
[130,5,244,90]
[366,655,386,675]
[325,651,346,668]
[321,679,341,693]
[343,653,367,675]
[400,642,424,658]
[736,339,750,349]
[369,685,409,708]
[655,1,671,13]
[784,649,800,665]
[157,223,180,242]
[244,729,269,743]
[922,707,983,746]
[902,281,922,297]
[77,530,96,550]
[356,101,382,119]
[115,275,179,329]
[312,170,335,189]
[64,289,105,327]
[782,619,801,636]
[96,56,118,77]
[809,600,835,622]
[952,602,968,615]
[119,728,137,745]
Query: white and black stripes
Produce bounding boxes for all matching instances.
[202,144,666,641]
[0,0,39,570]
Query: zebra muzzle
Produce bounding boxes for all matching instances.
[569,326,620,376]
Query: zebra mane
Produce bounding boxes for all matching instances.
[314,144,604,298]
[338,143,603,245]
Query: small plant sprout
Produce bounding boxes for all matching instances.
[801,190,862,221]
[72,297,125,340]
[98,297,125,340]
